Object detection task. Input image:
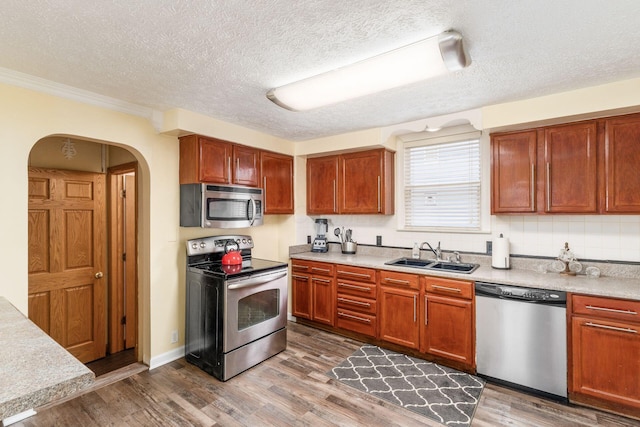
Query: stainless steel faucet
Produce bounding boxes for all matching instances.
[420,241,442,261]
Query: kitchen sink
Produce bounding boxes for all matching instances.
[384,257,479,274]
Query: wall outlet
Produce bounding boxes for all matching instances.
[171,330,179,344]
[376,235,382,246]
[486,240,492,255]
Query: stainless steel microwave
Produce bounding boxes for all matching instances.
[180,184,263,228]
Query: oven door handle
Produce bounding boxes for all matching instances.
[227,270,287,290]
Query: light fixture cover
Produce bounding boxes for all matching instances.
[267,30,470,111]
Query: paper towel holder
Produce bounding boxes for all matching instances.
[491,233,511,270]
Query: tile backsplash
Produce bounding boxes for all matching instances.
[295,214,640,263]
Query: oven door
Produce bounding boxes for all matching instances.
[223,268,288,352]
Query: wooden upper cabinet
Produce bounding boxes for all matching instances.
[542,122,598,213]
[261,151,294,214]
[603,113,640,212]
[180,135,233,184]
[307,155,339,215]
[233,145,260,187]
[491,130,537,213]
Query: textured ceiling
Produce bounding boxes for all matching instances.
[1,1,639,141]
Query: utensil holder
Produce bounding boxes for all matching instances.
[341,241,357,254]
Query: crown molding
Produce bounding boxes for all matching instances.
[0,66,163,131]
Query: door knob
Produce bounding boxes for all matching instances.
[95,272,104,279]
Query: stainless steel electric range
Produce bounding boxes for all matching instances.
[185,235,288,381]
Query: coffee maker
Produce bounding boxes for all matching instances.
[311,218,328,253]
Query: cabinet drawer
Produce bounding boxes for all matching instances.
[336,265,376,283]
[291,260,334,277]
[572,294,640,323]
[337,308,376,337]
[337,293,377,315]
[336,280,376,299]
[423,276,473,300]
[379,270,419,290]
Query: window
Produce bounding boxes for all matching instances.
[401,127,482,231]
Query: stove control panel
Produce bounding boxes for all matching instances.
[187,235,254,256]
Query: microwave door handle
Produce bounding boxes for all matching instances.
[249,198,257,226]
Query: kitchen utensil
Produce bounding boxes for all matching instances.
[334,227,343,243]
[345,229,352,242]
[221,250,242,265]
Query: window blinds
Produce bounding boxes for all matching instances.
[404,136,481,230]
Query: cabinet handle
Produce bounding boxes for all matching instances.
[530,163,535,211]
[383,278,410,285]
[431,285,462,293]
[424,295,428,325]
[263,176,267,199]
[377,175,381,213]
[337,270,371,279]
[413,295,417,323]
[312,277,331,283]
[291,264,309,270]
[292,274,309,280]
[333,179,337,213]
[338,311,371,323]
[585,322,637,334]
[311,267,331,274]
[228,157,232,183]
[338,282,370,291]
[585,305,638,315]
[546,162,551,211]
[337,297,371,308]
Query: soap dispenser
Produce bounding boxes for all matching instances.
[412,242,420,259]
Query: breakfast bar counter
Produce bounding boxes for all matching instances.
[0,297,94,424]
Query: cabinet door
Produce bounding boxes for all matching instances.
[200,138,233,184]
[604,114,640,212]
[491,131,537,213]
[233,145,260,187]
[422,294,474,367]
[379,286,419,349]
[570,315,640,412]
[339,150,385,214]
[307,156,339,214]
[312,276,335,326]
[543,122,598,213]
[291,273,311,320]
[261,151,294,214]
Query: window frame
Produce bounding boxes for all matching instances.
[396,125,491,233]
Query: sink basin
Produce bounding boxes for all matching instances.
[384,257,479,274]
[384,258,433,268]
[426,261,479,274]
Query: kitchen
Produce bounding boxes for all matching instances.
[1,1,640,426]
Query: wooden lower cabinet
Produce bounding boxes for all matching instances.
[335,265,377,337]
[291,260,335,326]
[421,276,474,370]
[569,294,640,418]
[378,271,420,350]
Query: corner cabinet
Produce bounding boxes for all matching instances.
[569,294,640,418]
[260,151,294,214]
[306,148,394,215]
[421,276,475,370]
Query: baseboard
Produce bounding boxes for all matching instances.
[148,345,185,370]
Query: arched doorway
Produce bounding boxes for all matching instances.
[27,136,140,373]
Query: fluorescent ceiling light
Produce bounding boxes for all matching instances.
[267,30,470,111]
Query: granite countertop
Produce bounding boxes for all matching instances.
[0,297,94,421]
[290,245,640,301]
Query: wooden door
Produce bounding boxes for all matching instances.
[491,130,537,213]
[233,145,260,187]
[28,167,107,363]
[291,273,312,320]
[603,113,640,212]
[108,163,138,354]
[340,150,383,214]
[311,276,334,326]
[422,294,473,366]
[199,137,232,184]
[306,155,339,214]
[542,122,598,213]
[378,286,419,349]
[261,151,294,214]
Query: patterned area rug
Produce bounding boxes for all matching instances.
[327,345,484,427]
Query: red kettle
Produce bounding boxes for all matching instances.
[222,249,242,265]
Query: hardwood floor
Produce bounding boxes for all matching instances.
[18,322,638,427]
[86,348,137,377]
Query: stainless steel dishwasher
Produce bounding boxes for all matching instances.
[475,282,567,400]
